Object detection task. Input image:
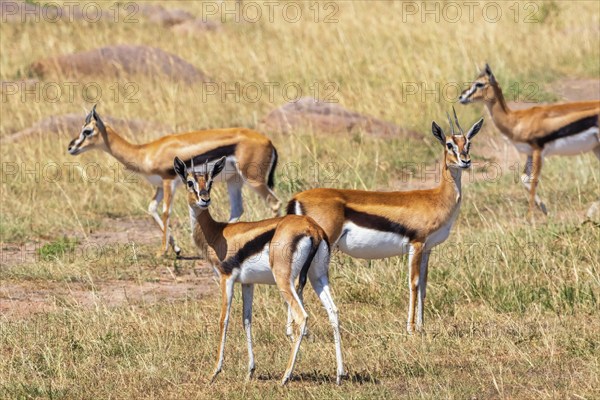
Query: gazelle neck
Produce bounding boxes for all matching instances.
[190,205,226,260]
[484,84,516,140]
[101,126,144,172]
[439,156,463,205]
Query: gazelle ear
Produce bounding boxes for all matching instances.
[466,118,484,141]
[431,121,446,146]
[92,105,106,133]
[484,63,496,84]
[210,156,227,181]
[173,157,187,183]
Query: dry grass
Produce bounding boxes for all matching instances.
[1,1,599,399]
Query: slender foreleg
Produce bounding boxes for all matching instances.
[416,250,431,332]
[210,275,235,384]
[586,146,600,220]
[149,187,181,255]
[241,283,255,380]
[407,242,424,334]
[526,149,546,219]
[521,154,547,215]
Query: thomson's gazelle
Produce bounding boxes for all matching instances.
[68,106,282,256]
[288,109,484,333]
[459,64,600,218]
[174,156,344,385]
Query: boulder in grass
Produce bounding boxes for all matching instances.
[2,113,169,143]
[139,4,194,27]
[28,45,210,84]
[260,97,420,139]
[171,18,221,36]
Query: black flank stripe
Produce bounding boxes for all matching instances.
[534,115,598,147]
[220,229,275,274]
[345,207,418,240]
[168,144,237,176]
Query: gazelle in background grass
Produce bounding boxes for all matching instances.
[174,156,344,385]
[459,64,600,219]
[288,109,484,333]
[68,105,281,256]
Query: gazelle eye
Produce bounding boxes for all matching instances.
[83,129,93,136]
[475,82,485,88]
[446,143,454,150]
[187,181,194,188]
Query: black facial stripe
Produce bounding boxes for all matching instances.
[345,207,418,240]
[220,229,276,274]
[534,115,598,147]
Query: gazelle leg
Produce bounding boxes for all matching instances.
[159,179,175,255]
[276,277,308,386]
[210,275,235,384]
[310,274,345,385]
[586,146,600,220]
[149,186,180,256]
[416,250,431,332]
[407,242,423,334]
[226,176,244,222]
[527,149,546,218]
[521,154,547,215]
[241,283,255,380]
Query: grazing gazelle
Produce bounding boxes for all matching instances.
[288,109,484,333]
[68,105,282,256]
[174,156,344,385]
[459,64,600,218]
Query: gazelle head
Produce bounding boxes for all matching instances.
[174,156,226,211]
[458,63,497,104]
[68,105,106,155]
[432,107,484,170]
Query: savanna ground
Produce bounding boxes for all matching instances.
[1,1,599,399]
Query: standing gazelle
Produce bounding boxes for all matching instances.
[459,64,600,218]
[174,156,344,385]
[68,105,281,256]
[288,109,484,333]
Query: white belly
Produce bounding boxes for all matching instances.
[237,244,275,284]
[145,174,163,187]
[337,222,410,259]
[513,128,599,156]
[543,127,599,156]
[514,142,533,155]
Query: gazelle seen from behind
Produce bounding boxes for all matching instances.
[459,64,600,218]
[68,105,282,256]
[174,156,344,385]
[288,109,484,333]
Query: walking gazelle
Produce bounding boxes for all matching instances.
[288,109,484,333]
[459,64,600,218]
[173,156,345,385]
[68,105,282,256]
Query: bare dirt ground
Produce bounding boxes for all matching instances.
[1,217,217,319]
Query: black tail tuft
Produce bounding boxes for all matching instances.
[267,146,278,189]
[286,200,297,215]
[297,238,318,297]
